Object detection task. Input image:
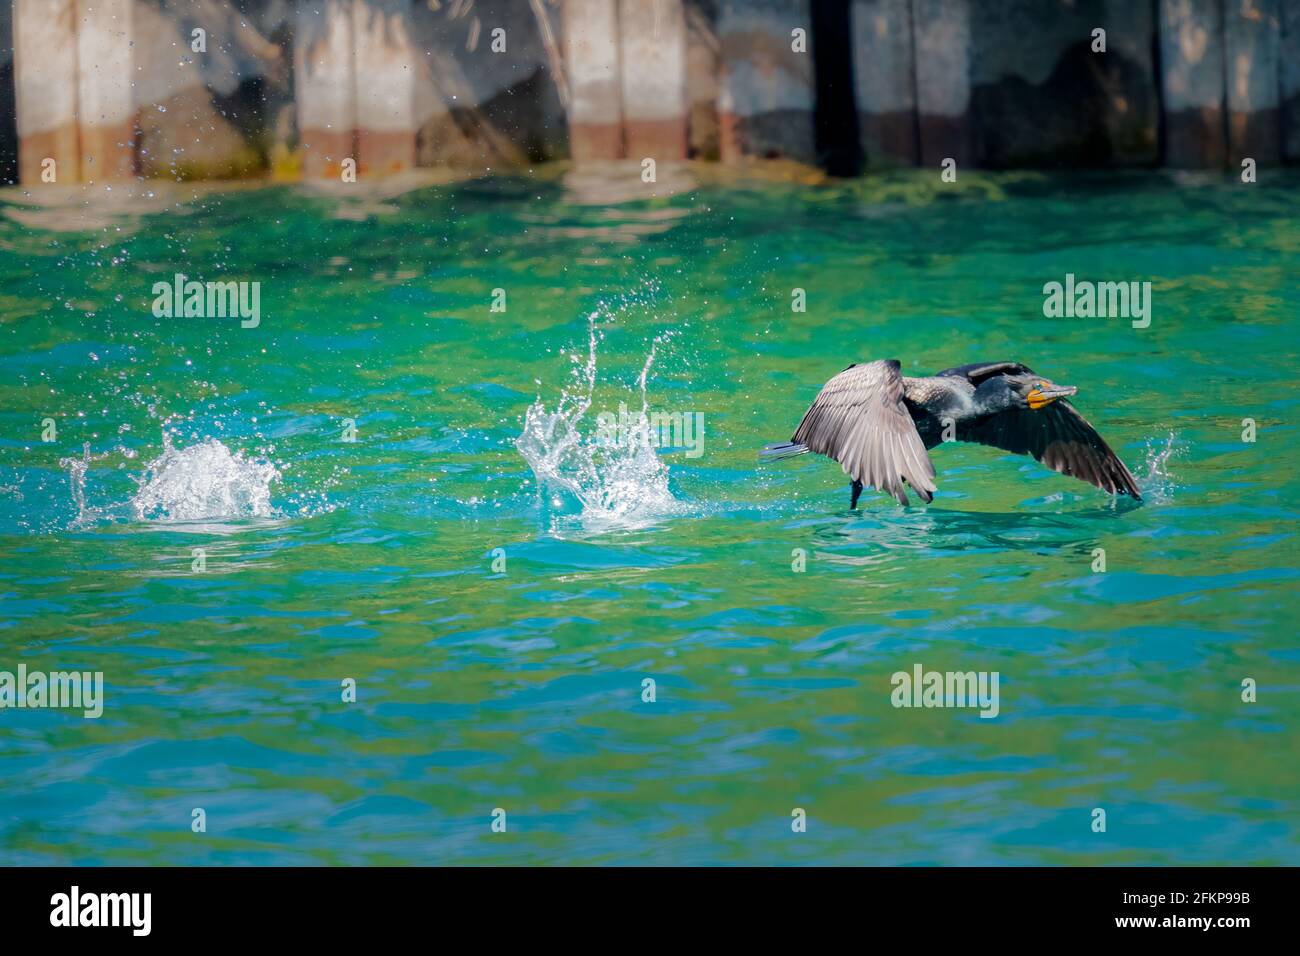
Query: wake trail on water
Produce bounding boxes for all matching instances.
[515,313,685,532]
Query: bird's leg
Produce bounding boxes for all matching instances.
[849,480,864,510]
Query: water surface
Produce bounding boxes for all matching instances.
[1,168,1297,864]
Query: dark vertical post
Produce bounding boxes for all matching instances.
[0,1,17,184]
[811,0,864,175]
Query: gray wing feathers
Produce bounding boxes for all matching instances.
[791,360,938,506]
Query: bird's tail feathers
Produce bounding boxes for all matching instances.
[760,441,810,461]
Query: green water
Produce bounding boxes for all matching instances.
[0,168,1297,864]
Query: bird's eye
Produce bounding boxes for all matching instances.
[1033,382,1042,389]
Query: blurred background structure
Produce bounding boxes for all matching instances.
[0,0,1297,186]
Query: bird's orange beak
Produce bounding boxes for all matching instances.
[1026,382,1077,410]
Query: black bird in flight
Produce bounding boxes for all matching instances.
[763,360,1142,508]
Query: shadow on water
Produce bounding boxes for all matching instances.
[807,498,1142,554]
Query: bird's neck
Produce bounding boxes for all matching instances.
[903,376,976,419]
[971,378,1018,416]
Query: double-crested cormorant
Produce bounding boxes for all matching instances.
[762,360,1142,507]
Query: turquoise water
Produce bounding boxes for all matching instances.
[0,168,1297,865]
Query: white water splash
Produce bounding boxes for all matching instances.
[515,316,682,530]
[1139,431,1179,503]
[131,432,280,522]
[60,442,133,529]
[60,444,96,528]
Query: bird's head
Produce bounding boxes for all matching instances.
[1013,375,1078,411]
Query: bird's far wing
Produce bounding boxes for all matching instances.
[935,361,1034,384]
[957,401,1142,498]
[791,360,937,505]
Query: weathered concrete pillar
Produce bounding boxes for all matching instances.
[354,0,418,176]
[13,0,80,184]
[1159,0,1227,167]
[130,0,290,180]
[966,0,1157,168]
[295,0,356,179]
[1100,0,1161,166]
[1222,0,1281,164]
[851,0,918,167]
[716,0,816,164]
[684,1,720,159]
[564,0,625,161]
[1283,0,1300,161]
[408,0,567,171]
[618,0,688,161]
[914,0,971,167]
[74,0,136,182]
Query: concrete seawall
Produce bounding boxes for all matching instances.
[716,0,815,164]
[2,0,1297,184]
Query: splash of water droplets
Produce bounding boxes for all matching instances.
[130,432,281,522]
[515,314,682,531]
[1139,431,1179,503]
[60,443,96,528]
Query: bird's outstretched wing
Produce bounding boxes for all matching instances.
[957,401,1142,499]
[791,360,937,505]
